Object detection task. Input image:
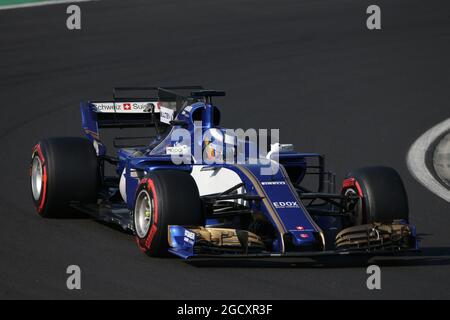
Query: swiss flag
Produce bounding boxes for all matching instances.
[123,103,132,110]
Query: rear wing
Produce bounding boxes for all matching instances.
[80,86,203,153]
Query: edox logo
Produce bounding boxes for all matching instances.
[273,201,299,209]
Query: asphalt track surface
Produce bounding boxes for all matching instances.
[1,0,450,299]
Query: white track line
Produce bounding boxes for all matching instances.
[407,118,450,202]
[0,0,96,11]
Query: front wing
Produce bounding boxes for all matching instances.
[168,223,418,259]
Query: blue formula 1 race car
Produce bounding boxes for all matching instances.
[30,86,418,259]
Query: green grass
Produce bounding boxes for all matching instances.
[0,0,58,6]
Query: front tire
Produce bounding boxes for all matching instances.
[134,170,203,257]
[343,166,409,224]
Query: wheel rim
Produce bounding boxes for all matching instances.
[344,188,362,224]
[134,189,154,238]
[31,156,43,201]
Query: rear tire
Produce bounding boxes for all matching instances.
[343,166,409,224]
[134,170,203,257]
[30,137,99,218]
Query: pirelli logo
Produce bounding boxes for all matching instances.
[261,181,286,186]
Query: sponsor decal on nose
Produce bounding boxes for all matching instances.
[300,233,309,239]
[272,201,299,209]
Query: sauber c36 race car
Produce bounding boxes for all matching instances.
[30,86,418,259]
